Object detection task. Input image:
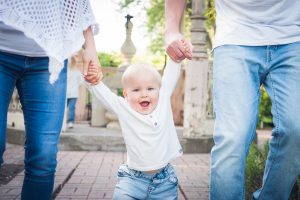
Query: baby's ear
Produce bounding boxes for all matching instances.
[122,89,127,98]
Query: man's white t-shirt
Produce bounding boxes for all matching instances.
[86,60,183,171]
[214,0,300,48]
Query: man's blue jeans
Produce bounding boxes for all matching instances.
[67,98,77,123]
[0,51,67,200]
[210,42,300,200]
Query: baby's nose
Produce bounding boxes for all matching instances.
[141,91,148,97]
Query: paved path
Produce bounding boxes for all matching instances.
[0,144,210,200]
[0,129,271,200]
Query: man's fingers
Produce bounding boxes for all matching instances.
[165,36,194,61]
[167,47,182,62]
[183,50,192,60]
[180,39,193,60]
[177,44,191,59]
[167,38,194,62]
[173,46,185,59]
[178,39,192,59]
[167,44,185,62]
[166,46,176,61]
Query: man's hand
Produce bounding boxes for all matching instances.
[165,34,193,62]
[164,0,191,62]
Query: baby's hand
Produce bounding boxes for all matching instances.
[85,63,103,85]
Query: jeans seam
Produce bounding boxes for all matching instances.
[257,73,280,200]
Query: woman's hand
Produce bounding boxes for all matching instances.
[85,63,103,85]
[82,26,102,85]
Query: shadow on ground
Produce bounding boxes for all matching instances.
[0,164,24,185]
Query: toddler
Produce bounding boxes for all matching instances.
[85,55,187,199]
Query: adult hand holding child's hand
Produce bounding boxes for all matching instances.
[84,63,103,85]
[165,33,193,62]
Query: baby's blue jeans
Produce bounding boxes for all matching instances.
[113,163,178,200]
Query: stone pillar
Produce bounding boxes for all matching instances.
[7,89,24,130]
[104,14,136,130]
[91,95,108,126]
[120,14,136,68]
[182,0,214,152]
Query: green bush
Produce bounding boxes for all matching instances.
[258,86,273,128]
[117,88,123,97]
[245,143,268,199]
[98,52,123,67]
[246,142,299,200]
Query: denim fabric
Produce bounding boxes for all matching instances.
[67,98,77,123]
[0,51,67,200]
[113,163,178,200]
[210,42,300,200]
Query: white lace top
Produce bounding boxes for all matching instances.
[0,0,98,83]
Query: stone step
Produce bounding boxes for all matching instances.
[7,124,214,153]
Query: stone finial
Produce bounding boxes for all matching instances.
[120,14,136,67]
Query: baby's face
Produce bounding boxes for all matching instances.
[123,74,160,115]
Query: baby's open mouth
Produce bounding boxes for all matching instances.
[140,101,150,107]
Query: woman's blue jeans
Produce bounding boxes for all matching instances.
[0,51,67,200]
[210,42,300,200]
[67,98,77,123]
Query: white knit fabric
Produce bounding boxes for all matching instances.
[0,0,98,83]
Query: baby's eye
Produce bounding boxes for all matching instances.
[148,87,154,91]
[132,89,139,92]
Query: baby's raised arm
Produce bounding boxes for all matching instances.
[84,65,122,115]
[162,40,190,95]
[161,59,182,96]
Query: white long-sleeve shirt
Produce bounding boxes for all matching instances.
[86,60,183,171]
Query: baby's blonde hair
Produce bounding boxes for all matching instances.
[122,63,161,88]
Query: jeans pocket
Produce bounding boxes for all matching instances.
[117,165,132,178]
[167,165,178,185]
[168,175,178,185]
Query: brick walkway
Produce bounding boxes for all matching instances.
[0,143,210,200]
